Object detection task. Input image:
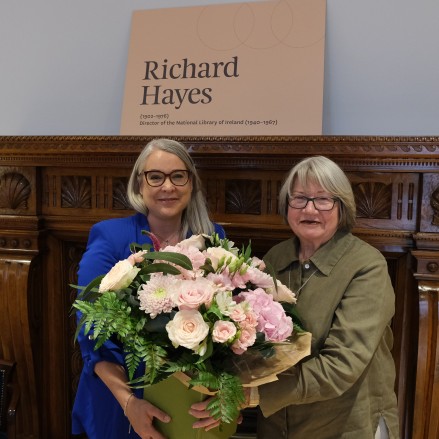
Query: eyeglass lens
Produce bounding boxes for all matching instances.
[144,170,190,187]
[289,196,336,211]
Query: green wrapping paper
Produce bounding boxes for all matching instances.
[143,375,238,439]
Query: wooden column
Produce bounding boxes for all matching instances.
[412,247,439,439]
[0,166,42,439]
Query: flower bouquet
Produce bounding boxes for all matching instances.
[73,233,311,438]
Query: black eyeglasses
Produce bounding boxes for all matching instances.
[288,195,338,211]
[142,170,190,187]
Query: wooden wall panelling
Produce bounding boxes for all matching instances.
[0,165,42,439]
[0,136,439,439]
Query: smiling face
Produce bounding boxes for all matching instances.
[140,149,193,223]
[287,179,339,252]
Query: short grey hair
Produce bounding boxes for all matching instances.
[127,138,215,237]
[278,156,356,232]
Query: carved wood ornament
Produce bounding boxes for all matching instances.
[0,135,438,439]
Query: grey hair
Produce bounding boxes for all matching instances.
[278,156,356,232]
[127,138,215,237]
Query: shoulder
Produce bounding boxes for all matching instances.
[346,234,387,263]
[213,222,226,238]
[264,238,297,270]
[87,213,149,258]
[91,214,143,233]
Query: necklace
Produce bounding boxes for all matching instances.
[289,268,318,300]
[152,230,180,246]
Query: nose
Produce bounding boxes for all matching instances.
[303,199,318,211]
[161,175,175,189]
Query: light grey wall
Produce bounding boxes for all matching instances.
[1,0,438,135]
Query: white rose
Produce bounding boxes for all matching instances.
[98,260,140,293]
[166,309,209,351]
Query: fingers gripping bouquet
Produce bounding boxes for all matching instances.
[73,233,310,426]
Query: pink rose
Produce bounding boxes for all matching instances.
[212,320,237,343]
[166,309,209,351]
[229,303,247,322]
[173,278,216,309]
[231,327,257,354]
[98,260,140,293]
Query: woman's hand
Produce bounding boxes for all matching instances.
[189,395,246,432]
[125,395,171,439]
[189,397,221,431]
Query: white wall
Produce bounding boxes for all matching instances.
[1,0,438,135]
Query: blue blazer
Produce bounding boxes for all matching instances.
[72,213,225,439]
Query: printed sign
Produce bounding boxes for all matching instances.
[120,0,326,135]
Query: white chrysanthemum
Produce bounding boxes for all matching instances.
[138,274,177,318]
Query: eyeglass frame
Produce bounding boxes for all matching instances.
[288,195,338,211]
[141,169,191,187]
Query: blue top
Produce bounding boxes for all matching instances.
[72,212,225,439]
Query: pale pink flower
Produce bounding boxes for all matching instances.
[212,320,237,343]
[242,266,275,289]
[138,273,176,318]
[267,280,297,304]
[239,309,259,330]
[177,234,207,251]
[206,272,235,290]
[249,256,265,270]
[166,309,209,351]
[173,277,216,310]
[159,244,204,279]
[237,288,293,342]
[229,303,247,323]
[205,247,238,271]
[127,250,148,265]
[231,327,257,354]
[98,260,140,293]
[214,291,237,316]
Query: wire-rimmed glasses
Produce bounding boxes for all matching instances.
[142,170,190,187]
[288,195,338,211]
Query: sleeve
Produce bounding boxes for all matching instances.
[76,220,128,375]
[258,254,395,416]
[213,222,226,239]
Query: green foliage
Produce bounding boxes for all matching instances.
[190,371,245,423]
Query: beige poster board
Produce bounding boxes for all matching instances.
[120,0,326,136]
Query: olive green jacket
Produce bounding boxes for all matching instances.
[258,231,399,439]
